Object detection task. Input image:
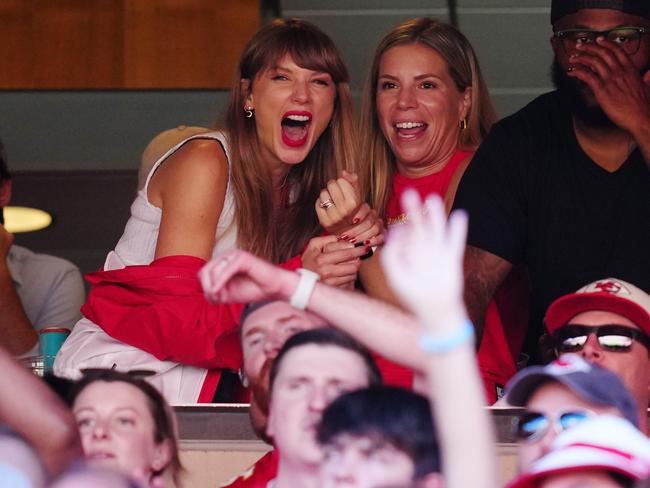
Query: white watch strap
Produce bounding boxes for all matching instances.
[290,268,320,310]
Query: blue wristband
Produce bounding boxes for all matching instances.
[419,319,475,353]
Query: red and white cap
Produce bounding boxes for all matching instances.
[507,415,650,488]
[545,278,650,336]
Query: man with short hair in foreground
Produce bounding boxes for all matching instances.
[239,300,327,440]
[222,300,326,488]
[220,301,327,487]
[317,385,442,488]
[265,328,381,488]
[222,327,380,488]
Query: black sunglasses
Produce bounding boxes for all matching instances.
[553,324,650,354]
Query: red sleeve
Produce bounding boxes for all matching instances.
[278,254,302,271]
[81,255,243,370]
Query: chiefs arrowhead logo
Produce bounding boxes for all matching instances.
[593,280,630,296]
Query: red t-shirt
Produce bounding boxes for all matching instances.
[380,149,528,403]
[386,149,472,227]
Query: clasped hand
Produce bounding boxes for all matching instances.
[315,170,385,247]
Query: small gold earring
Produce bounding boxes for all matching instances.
[244,107,254,119]
[459,118,467,130]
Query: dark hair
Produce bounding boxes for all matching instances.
[0,138,9,183]
[43,373,76,406]
[269,328,382,393]
[317,386,440,479]
[68,370,182,484]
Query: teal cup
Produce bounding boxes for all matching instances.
[39,327,71,371]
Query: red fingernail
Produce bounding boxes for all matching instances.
[340,234,349,241]
[364,240,371,245]
[350,238,357,244]
[352,218,360,224]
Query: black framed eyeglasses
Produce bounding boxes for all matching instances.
[515,409,594,442]
[552,324,650,354]
[554,27,648,55]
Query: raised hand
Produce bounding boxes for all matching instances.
[380,190,468,326]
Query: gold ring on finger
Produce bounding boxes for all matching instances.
[319,199,335,209]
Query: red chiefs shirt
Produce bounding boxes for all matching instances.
[381,149,528,403]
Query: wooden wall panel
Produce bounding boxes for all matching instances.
[0,0,259,89]
[1,0,34,88]
[123,0,259,88]
[33,1,123,88]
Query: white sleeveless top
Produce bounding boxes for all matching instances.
[54,131,237,404]
[106,130,236,270]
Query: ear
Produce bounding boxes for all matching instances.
[458,86,472,122]
[151,439,172,472]
[241,78,254,109]
[0,180,12,208]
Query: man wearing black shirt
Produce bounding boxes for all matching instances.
[454,0,650,362]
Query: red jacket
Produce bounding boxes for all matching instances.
[83,254,303,402]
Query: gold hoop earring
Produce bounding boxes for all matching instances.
[244,107,254,119]
[459,118,467,130]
